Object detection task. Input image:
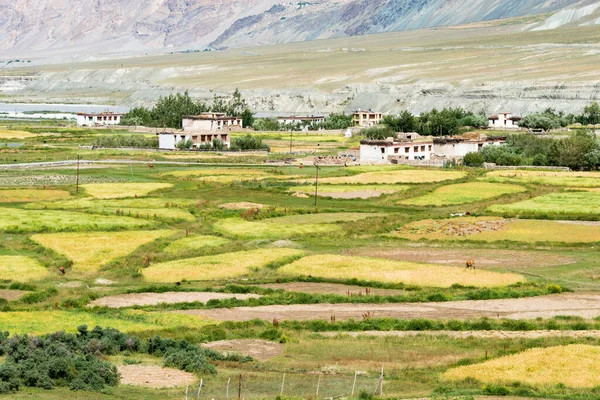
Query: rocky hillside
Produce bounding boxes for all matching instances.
[1,0,595,56]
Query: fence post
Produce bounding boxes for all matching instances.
[226,377,231,400]
[351,371,358,397]
[280,373,286,396]
[185,385,189,400]
[196,379,203,399]
[238,374,242,400]
[380,365,384,396]
[316,373,322,398]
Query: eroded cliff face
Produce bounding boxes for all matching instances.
[0,0,588,56]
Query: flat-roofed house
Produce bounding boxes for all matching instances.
[277,115,325,126]
[360,135,433,164]
[76,112,123,126]
[488,112,521,129]
[353,110,383,127]
[159,113,240,150]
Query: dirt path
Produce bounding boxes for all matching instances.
[118,365,196,388]
[176,293,600,321]
[321,330,600,339]
[0,289,27,301]
[89,292,260,308]
[202,339,284,361]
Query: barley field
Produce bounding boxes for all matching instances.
[142,248,305,282]
[483,170,600,187]
[163,235,231,254]
[278,254,525,288]
[443,344,600,388]
[31,230,174,271]
[318,170,466,184]
[0,208,153,232]
[213,213,381,239]
[488,191,600,218]
[0,255,48,281]
[0,129,37,139]
[81,182,173,199]
[395,217,600,243]
[401,182,526,206]
[0,189,71,203]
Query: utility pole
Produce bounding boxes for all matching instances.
[314,163,321,206]
[289,130,293,154]
[75,155,81,193]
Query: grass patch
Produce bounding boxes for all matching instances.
[483,170,600,187]
[278,254,525,288]
[0,208,153,232]
[0,189,71,203]
[488,191,600,219]
[81,182,173,199]
[142,248,305,282]
[0,255,48,282]
[401,182,526,206]
[164,235,231,254]
[443,344,600,388]
[213,213,381,239]
[0,129,37,139]
[395,216,600,243]
[31,230,174,271]
[318,170,466,184]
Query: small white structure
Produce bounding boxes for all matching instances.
[278,115,325,126]
[76,112,122,126]
[353,110,383,127]
[488,112,521,129]
[158,131,231,150]
[182,112,243,131]
[360,138,433,164]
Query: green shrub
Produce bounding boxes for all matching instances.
[462,152,485,167]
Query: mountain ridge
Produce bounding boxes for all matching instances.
[1,0,597,57]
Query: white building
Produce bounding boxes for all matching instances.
[76,112,122,126]
[360,138,433,164]
[278,115,325,126]
[158,131,231,150]
[182,112,242,131]
[488,112,521,129]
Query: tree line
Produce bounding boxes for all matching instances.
[121,90,254,129]
[252,113,354,131]
[463,132,600,170]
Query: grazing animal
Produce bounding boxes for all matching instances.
[58,266,66,275]
[175,282,181,286]
[148,164,155,170]
[466,260,476,269]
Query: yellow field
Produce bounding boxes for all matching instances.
[80,182,173,199]
[163,168,294,183]
[395,217,600,243]
[0,129,36,139]
[0,255,48,282]
[483,170,600,187]
[213,213,381,239]
[164,235,231,254]
[318,170,467,184]
[278,254,524,288]
[142,248,304,282]
[400,182,526,206]
[31,230,174,271]
[0,310,211,335]
[0,189,71,203]
[443,345,600,388]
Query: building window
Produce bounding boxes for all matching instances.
[404,147,410,153]
[428,145,432,151]
[421,146,425,151]
[381,148,385,154]
[394,148,399,154]
[414,146,418,152]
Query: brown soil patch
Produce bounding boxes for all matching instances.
[118,365,196,388]
[259,282,404,296]
[0,289,27,301]
[202,339,284,361]
[219,202,268,210]
[176,293,600,321]
[322,330,600,339]
[89,292,260,308]
[347,248,578,269]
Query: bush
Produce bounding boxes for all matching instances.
[231,134,270,151]
[462,152,485,167]
[360,126,395,140]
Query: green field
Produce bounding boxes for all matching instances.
[488,191,600,218]
[163,235,231,254]
[0,255,48,282]
[401,182,527,206]
[483,170,600,187]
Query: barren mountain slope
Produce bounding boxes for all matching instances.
[0,0,592,56]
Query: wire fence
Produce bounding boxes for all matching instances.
[184,369,385,400]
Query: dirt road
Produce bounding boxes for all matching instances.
[176,293,600,322]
